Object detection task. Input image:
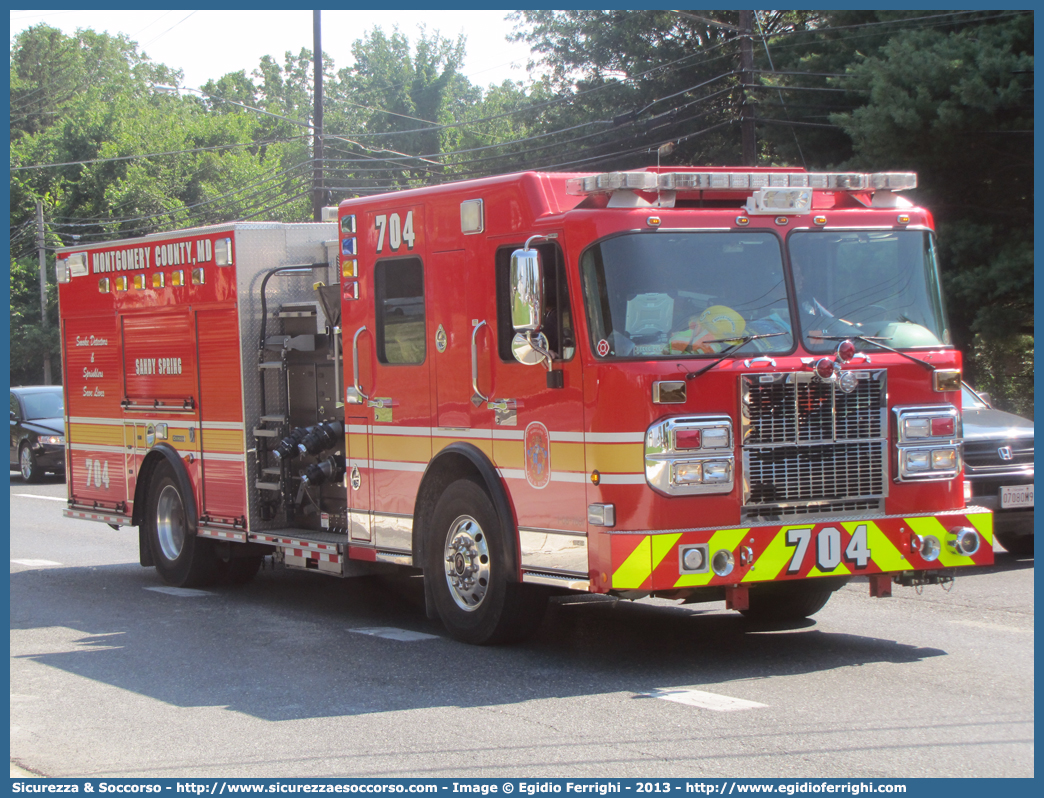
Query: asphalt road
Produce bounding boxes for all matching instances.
[10,473,1034,779]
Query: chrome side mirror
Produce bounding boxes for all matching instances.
[511,332,551,366]
[510,245,543,333]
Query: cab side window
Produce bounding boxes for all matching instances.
[495,243,574,362]
[375,257,425,365]
[10,393,21,420]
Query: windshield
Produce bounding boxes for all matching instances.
[789,230,950,352]
[580,231,793,358]
[21,389,63,420]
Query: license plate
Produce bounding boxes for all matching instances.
[1000,485,1034,508]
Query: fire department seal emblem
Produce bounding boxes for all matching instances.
[524,421,551,490]
[597,338,611,357]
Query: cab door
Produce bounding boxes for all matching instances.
[429,249,494,457]
[487,240,589,572]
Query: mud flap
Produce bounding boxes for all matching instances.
[138,525,154,567]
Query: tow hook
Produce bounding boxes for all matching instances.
[895,569,956,589]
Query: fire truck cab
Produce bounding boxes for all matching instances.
[56,167,993,644]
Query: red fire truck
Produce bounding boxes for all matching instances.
[55,167,992,644]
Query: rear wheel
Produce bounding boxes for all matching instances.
[426,478,546,645]
[995,530,1034,557]
[19,444,41,483]
[741,577,848,624]
[146,461,219,587]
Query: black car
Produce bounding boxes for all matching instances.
[962,384,1034,556]
[10,386,66,482]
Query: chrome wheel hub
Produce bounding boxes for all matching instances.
[19,447,32,480]
[155,484,187,561]
[443,515,490,611]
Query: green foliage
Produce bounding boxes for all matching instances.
[8,13,1034,404]
[968,335,1034,420]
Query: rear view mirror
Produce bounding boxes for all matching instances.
[510,246,544,333]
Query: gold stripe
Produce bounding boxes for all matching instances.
[348,431,370,459]
[68,423,123,447]
[432,436,493,459]
[585,442,643,473]
[373,434,431,463]
[493,439,524,469]
[198,428,244,454]
[553,441,586,472]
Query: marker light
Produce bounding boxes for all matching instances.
[815,358,835,379]
[836,340,856,362]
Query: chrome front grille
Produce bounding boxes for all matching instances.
[741,370,888,520]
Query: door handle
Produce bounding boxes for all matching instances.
[471,320,489,403]
[352,326,371,402]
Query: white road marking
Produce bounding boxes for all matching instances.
[950,618,1033,635]
[144,586,213,597]
[349,627,438,642]
[11,559,62,567]
[646,687,768,711]
[13,494,66,502]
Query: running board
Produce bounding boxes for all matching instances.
[64,507,131,526]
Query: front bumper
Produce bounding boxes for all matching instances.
[609,508,992,591]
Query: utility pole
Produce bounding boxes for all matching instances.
[739,10,756,166]
[36,200,52,385]
[312,10,325,221]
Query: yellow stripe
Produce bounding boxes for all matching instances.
[199,428,244,454]
[863,521,907,572]
[68,423,123,447]
[493,439,524,469]
[652,533,683,572]
[905,515,984,567]
[585,442,643,473]
[373,434,431,463]
[612,537,651,589]
[964,511,993,545]
[553,441,586,472]
[742,524,799,582]
[348,431,370,459]
[674,528,749,587]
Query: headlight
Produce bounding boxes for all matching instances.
[893,405,961,482]
[40,435,64,445]
[646,415,735,496]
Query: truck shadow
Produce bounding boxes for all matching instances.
[12,562,950,722]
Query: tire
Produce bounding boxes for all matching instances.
[995,531,1034,557]
[19,443,42,483]
[740,577,848,624]
[426,478,547,645]
[145,461,219,587]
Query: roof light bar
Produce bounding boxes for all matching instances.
[565,171,917,196]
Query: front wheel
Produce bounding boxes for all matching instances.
[740,577,848,624]
[19,444,41,483]
[146,461,219,587]
[426,478,546,645]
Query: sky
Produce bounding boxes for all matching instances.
[8,9,538,90]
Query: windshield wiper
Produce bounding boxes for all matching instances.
[684,332,788,380]
[811,334,934,371]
